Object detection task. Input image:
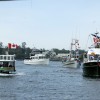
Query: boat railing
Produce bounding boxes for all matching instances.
[0,55,15,61]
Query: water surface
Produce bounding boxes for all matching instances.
[0,61,99,100]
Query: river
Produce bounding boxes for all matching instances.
[0,61,100,100]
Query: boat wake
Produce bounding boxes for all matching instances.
[0,72,25,77]
[16,72,25,76]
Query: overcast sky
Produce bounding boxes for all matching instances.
[0,0,100,50]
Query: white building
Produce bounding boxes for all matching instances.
[56,53,70,58]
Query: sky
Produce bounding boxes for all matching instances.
[0,0,100,50]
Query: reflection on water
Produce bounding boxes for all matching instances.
[0,61,100,100]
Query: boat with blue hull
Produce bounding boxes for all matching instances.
[83,32,100,78]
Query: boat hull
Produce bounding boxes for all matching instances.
[0,67,16,74]
[83,62,100,78]
[62,60,80,68]
[24,59,49,65]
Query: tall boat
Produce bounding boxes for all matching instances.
[62,39,80,68]
[24,48,49,65]
[0,43,19,75]
[0,53,16,74]
[83,32,100,77]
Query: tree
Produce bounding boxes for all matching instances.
[0,42,3,54]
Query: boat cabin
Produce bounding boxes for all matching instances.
[30,54,47,59]
[0,55,16,73]
[84,48,100,62]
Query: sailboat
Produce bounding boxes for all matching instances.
[83,32,100,78]
[62,39,80,68]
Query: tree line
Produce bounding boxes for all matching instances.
[0,42,86,60]
[0,47,85,60]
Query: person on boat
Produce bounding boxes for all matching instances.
[62,57,67,62]
[97,56,100,62]
[0,64,2,67]
[9,65,12,67]
[67,55,71,61]
[75,56,81,64]
[95,42,100,48]
[90,55,94,60]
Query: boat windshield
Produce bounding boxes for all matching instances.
[0,62,15,67]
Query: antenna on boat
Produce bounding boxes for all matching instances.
[95,32,99,36]
[91,32,100,39]
[70,39,80,59]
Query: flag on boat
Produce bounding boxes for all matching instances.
[8,43,18,49]
[91,33,100,43]
[93,37,100,43]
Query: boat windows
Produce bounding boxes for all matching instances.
[9,62,15,67]
[89,55,100,60]
[0,62,3,67]
[35,57,38,59]
[11,56,14,60]
[30,56,46,59]
[39,56,43,59]
[0,56,2,60]
[0,64,2,67]
[4,56,6,60]
[32,57,38,59]
[39,56,46,59]
[8,56,10,60]
[3,62,9,67]
[2,62,15,67]
[31,57,33,59]
[0,56,15,60]
[25,57,30,59]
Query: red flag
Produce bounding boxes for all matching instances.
[93,37,99,43]
[8,43,18,49]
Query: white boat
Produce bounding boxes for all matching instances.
[62,57,79,68]
[0,54,16,74]
[24,48,49,65]
[62,39,80,68]
[83,32,100,78]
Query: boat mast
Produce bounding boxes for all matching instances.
[75,39,79,58]
[70,39,79,59]
[69,39,73,59]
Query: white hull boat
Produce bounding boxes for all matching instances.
[24,58,49,65]
[83,32,100,78]
[62,58,79,68]
[0,54,16,74]
[24,49,49,65]
[62,39,80,68]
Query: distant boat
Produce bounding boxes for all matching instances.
[24,48,49,65]
[83,32,100,78]
[0,54,16,74]
[62,39,81,68]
